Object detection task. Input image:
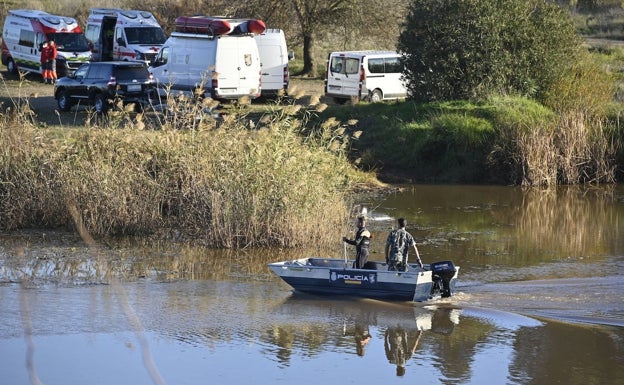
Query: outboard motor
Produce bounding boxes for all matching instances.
[430,261,456,298]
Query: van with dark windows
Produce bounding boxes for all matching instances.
[54,61,155,114]
[324,50,407,104]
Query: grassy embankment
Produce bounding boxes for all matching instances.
[322,95,622,186]
[0,82,378,248]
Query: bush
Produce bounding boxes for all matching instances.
[399,0,582,103]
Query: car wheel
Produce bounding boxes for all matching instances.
[6,59,17,74]
[370,89,383,103]
[93,94,108,114]
[57,89,72,112]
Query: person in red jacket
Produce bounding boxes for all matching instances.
[48,40,58,84]
[40,41,50,83]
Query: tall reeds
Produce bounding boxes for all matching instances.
[487,96,619,186]
[0,89,369,248]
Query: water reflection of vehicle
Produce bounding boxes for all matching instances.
[268,257,459,302]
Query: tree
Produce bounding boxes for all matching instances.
[123,0,407,78]
[238,0,407,77]
[398,0,583,102]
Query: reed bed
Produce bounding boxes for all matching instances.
[0,89,372,249]
[488,97,618,186]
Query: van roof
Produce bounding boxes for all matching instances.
[8,9,80,29]
[89,8,154,17]
[88,8,158,24]
[329,50,399,57]
[258,28,283,35]
[8,9,79,25]
[170,31,255,40]
[9,9,51,18]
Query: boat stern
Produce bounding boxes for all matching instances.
[430,260,459,298]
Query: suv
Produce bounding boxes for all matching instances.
[54,61,156,113]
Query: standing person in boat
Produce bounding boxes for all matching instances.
[385,217,423,271]
[343,214,371,269]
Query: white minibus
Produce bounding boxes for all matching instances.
[324,50,407,103]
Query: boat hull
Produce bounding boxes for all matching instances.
[268,258,458,302]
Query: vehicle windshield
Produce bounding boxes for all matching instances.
[48,33,91,52]
[124,27,167,45]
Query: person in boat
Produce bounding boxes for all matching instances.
[385,217,423,271]
[343,215,371,269]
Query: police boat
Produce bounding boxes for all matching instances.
[267,258,459,302]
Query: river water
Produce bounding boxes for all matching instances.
[1,185,623,385]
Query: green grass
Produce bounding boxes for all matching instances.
[318,96,620,185]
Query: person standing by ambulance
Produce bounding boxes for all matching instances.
[40,41,50,83]
[48,40,58,84]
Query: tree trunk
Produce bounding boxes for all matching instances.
[300,33,317,78]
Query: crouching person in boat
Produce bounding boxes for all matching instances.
[343,215,371,269]
[385,218,423,271]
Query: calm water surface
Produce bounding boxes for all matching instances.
[1,185,623,385]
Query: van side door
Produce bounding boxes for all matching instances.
[383,56,407,98]
[326,55,361,98]
[85,24,102,61]
[113,27,125,60]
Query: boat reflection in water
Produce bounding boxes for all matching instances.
[268,294,463,376]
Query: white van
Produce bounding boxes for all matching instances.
[85,8,166,65]
[254,29,293,97]
[324,50,407,103]
[149,17,262,100]
[1,9,91,77]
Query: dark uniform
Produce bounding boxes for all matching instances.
[343,217,371,269]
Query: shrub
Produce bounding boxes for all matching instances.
[399,0,582,103]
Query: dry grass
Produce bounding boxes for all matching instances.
[0,77,374,248]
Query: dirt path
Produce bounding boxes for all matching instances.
[0,71,327,127]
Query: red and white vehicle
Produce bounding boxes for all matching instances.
[1,9,92,77]
[85,8,166,65]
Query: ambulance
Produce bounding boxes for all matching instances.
[85,8,166,65]
[1,9,91,77]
